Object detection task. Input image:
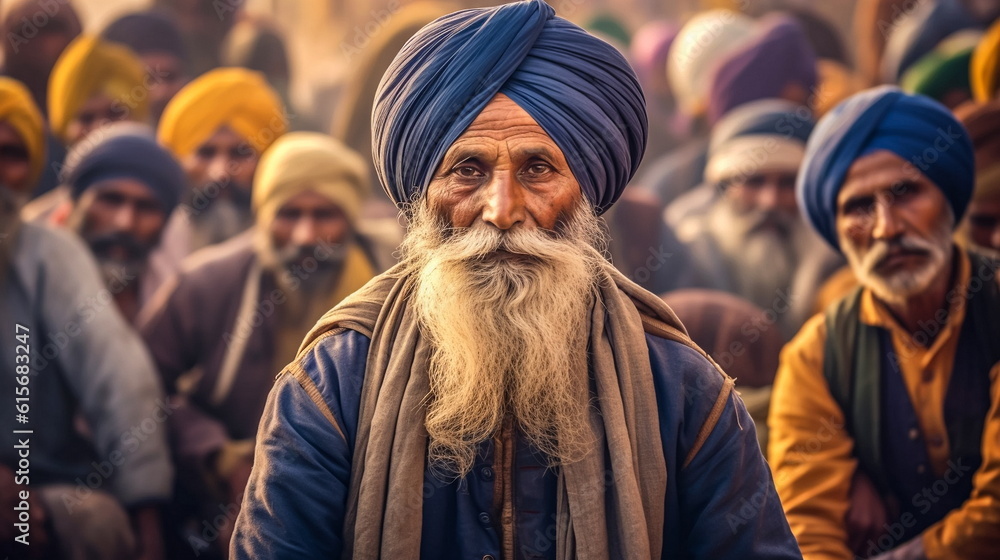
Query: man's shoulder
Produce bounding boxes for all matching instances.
[282,327,372,443]
[784,311,829,360]
[644,332,733,415]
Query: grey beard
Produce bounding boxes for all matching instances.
[708,199,801,310]
[189,197,254,250]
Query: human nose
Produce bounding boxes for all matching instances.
[871,199,903,241]
[290,216,319,246]
[110,202,138,232]
[480,172,526,230]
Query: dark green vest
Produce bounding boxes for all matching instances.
[822,251,1000,507]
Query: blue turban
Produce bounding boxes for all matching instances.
[372,0,646,214]
[797,86,974,250]
[66,126,185,214]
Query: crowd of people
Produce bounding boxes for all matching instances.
[0,0,998,558]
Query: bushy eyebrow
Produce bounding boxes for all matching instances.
[436,145,493,172]
[839,193,874,215]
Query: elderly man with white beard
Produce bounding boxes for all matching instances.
[769,87,1000,560]
[232,2,801,559]
[667,100,842,336]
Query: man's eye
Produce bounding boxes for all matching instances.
[893,181,918,199]
[526,163,551,175]
[454,165,482,178]
[843,200,873,216]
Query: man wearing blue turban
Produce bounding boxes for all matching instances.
[232,2,800,558]
[770,86,1000,560]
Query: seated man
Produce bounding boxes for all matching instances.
[769,87,1000,559]
[60,123,185,323]
[139,132,377,558]
[669,99,841,335]
[156,67,287,262]
[0,77,171,560]
[233,2,801,558]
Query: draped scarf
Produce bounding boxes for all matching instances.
[297,261,705,559]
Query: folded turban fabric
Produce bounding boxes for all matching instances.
[705,99,815,185]
[880,0,980,84]
[668,9,756,116]
[971,17,1000,101]
[64,123,184,213]
[157,67,286,159]
[101,11,187,61]
[707,14,818,125]
[332,1,452,192]
[47,35,148,144]
[900,30,980,102]
[372,0,646,214]
[954,99,1000,172]
[797,86,974,250]
[253,131,369,226]
[0,77,46,190]
[630,21,679,91]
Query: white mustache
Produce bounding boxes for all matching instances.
[860,235,936,273]
[436,222,573,264]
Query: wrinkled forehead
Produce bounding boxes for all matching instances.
[439,93,565,166]
[836,149,937,208]
[445,93,561,153]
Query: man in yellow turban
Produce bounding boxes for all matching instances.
[155,67,287,262]
[0,77,45,196]
[139,132,377,558]
[19,35,150,222]
[47,35,149,147]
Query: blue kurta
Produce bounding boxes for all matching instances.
[232,328,801,559]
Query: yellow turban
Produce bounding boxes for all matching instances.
[252,132,368,227]
[0,77,45,190]
[47,35,148,143]
[971,19,1000,102]
[157,67,286,159]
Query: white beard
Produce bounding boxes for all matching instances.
[708,198,801,310]
[841,208,954,307]
[400,199,608,477]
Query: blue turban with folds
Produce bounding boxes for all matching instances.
[372,0,646,214]
[797,86,974,250]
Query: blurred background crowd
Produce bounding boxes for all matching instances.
[1,0,999,558]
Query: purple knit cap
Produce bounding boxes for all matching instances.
[707,14,818,125]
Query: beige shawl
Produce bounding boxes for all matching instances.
[295,261,720,559]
